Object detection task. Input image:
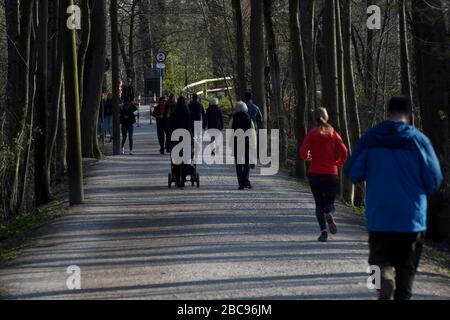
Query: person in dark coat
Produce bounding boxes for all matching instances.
[189,93,206,135]
[120,101,138,155]
[204,98,224,156]
[169,96,192,188]
[228,101,257,190]
[121,78,135,103]
[152,96,168,154]
[164,93,177,152]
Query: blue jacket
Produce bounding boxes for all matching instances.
[245,100,263,130]
[344,121,443,233]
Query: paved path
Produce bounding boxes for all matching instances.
[0,109,449,300]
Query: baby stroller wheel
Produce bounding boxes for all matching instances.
[168,173,172,189]
[196,173,200,188]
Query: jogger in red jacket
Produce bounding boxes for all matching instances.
[300,108,348,242]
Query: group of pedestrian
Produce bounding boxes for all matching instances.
[100,78,138,155]
[153,92,263,190]
[300,96,443,300]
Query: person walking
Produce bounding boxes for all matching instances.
[120,101,138,155]
[153,97,168,154]
[245,92,263,130]
[169,96,192,188]
[300,107,348,243]
[189,93,206,136]
[344,96,443,300]
[164,93,177,153]
[121,78,135,103]
[204,97,224,156]
[228,101,257,190]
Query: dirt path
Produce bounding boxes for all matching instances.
[0,109,448,300]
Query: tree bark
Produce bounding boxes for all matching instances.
[264,0,288,166]
[35,0,51,206]
[111,0,121,155]
[321,0,340,130]
[231,0,246,100]
[412,0,449,242]
[80,0,106,159]
[62,0,84,205]
[289,0,308,179]
[250,0,266,127]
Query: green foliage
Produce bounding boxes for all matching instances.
[0,188,67,263]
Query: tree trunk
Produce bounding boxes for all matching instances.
[412,0,449,242]
[250,0,266,127]
[299,0,316,125]
[80,0,106,159]
[62,0,84,205]
[264,0,288,166]
[4,0,35,215]
[231,0,246,100]
[35,0,51,206]
[342,0,364,206]
[399,0,412,101]
[78,0,91,107]
[321,0,340,130]
[111,0,121,155]
[289,0,308,179]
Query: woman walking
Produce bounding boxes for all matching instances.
[120,101,138,155]
[300,108,348,242]
[229,101,257,190]
[204,98,224,156]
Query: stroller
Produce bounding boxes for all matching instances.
[168,140,200,189]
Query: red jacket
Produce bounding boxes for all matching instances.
[300,127,348,176]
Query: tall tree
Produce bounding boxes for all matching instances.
[335,0,353,203]
[321,0,340,130]
[398,0,412,101]
[250,0,266,127]
[111,0,121,155]
[342,0,363,206]
[4,0,35,214]
[80,0,107,159]
[231,0,246,100]
[412,0,450,242]
[289,0,308,179]
[34,0,51,206]
[62,0,84,205]
[264,0,288,165]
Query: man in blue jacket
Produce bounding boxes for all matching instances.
[344,96,443,300]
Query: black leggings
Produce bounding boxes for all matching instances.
[308,174,339,231]
[121,124,134,151]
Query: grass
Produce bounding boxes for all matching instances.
[0,182,68,263]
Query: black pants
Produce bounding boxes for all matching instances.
[121,124,134,151]
[236,164,250,187]
[307,174,339,231]
[156,118,166,151]
[369,232,424,300]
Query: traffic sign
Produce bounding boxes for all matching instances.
[156,63,166,69]
[156,51,167,63]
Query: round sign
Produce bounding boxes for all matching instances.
[156,51,167,63]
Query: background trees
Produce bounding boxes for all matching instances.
[0,0,448,243]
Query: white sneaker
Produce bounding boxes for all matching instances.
[122,148,125,155]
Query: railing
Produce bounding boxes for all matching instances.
[181,76,234,98]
